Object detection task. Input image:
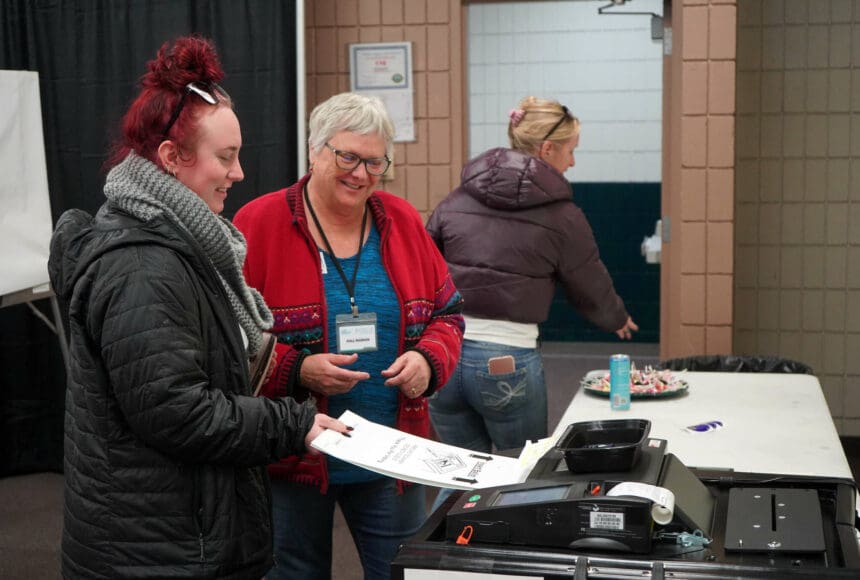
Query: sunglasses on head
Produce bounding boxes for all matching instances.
[542,105,571,141]
[162,82,228,139]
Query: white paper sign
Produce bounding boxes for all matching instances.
[349,42,415,142]
[0,70,53,296]
[352,44,410,90]
[312,411,543,490]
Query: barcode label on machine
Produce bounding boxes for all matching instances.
[590,511,625,530]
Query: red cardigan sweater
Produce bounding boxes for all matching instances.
[233,175,464,491]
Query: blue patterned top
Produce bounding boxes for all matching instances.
[322,223,401,483]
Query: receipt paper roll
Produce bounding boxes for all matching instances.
[606,482,675,525]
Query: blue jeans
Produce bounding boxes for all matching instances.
[428,340,546,512]
[430,340,547,453]
[268,477,426,580]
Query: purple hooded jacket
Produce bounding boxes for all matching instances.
[426,147,628,332]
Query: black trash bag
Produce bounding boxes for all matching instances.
[657,354,813,375]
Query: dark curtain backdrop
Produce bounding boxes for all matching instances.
[0,0,299,475]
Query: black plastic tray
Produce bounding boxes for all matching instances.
[556,419,651,473]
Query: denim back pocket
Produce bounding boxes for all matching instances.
[474,366,530,413]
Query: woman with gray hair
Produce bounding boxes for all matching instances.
[233,92,464,579]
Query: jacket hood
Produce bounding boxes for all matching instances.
[459,147,573,210]
[49,204,191,301]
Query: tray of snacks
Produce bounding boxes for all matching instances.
[580,365,689,399]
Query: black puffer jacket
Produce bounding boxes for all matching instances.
[426,147,628,332]
[49,204,316,579]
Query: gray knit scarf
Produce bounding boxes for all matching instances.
[103,152,273,355]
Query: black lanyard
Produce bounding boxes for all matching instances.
[303,182,368,317]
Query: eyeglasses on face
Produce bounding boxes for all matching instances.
[162,82,228,139]
[324,142,391,176]
[542,105,571,141]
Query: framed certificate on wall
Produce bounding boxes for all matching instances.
[349,42,415,142]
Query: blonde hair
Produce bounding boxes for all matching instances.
[507,96,580,155]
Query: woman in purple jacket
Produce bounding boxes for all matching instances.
[426,96,637,490]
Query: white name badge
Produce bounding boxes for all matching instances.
[319,251,328,274]
[336,312,378,353]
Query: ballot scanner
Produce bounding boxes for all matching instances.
[392,419,860,579]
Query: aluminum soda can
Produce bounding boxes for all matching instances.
[609,354,631,410]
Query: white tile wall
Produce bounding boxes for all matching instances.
[467,0,664,182]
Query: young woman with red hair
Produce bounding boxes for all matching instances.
[48,36,348,579]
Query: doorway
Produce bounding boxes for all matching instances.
[465,0,664,344]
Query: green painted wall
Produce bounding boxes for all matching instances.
[540,183,661,343]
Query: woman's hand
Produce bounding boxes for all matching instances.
[305,413,352,454]
[381,351,431,399]
[300,352,370,396]
[615,317,639,340]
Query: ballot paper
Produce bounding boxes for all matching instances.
[311,411,551,490]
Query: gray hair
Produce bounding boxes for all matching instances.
[307,92,395,157]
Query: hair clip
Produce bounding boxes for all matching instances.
[508,108,526,128]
